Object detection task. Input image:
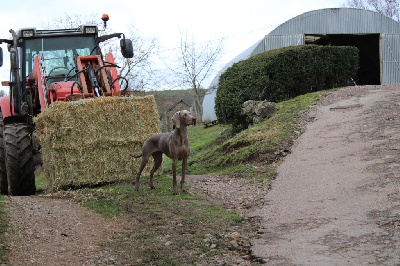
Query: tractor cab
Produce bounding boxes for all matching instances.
[22,28,97,104]
[21,27,97,83]
[14,25,133,112]
[0,21,133,117]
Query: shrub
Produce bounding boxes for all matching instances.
[215,45,359,129]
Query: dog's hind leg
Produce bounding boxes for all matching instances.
[172,158,178,195]
[135,155,150,192]
[149,152,163,189]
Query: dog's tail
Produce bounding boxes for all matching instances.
[130,153,143,158]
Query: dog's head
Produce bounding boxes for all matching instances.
[171,110,196,129]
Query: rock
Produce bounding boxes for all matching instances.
[203,233,214,244]
[229,239,239,249]
[255,101,276,119]
[242,254,250,260]
[204,233,212,239]
[228,232,241,240]
[241,100,257,115]
[241,100,276,126]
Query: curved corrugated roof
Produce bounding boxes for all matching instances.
[270,8,400,35]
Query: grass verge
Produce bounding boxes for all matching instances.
[0,195,7,264]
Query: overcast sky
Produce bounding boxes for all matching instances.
[0,0,345,89]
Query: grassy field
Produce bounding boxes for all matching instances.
[1,90,322,264]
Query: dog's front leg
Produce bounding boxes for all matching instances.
[135,173,141,192]
[172,158,178,195]
[181,157,187,193]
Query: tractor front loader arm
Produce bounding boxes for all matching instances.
[8,29,22,116]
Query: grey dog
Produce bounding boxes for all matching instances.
[133,110,196,195]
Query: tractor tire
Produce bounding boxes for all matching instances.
[0,110,7,195]
[4,123,36,196]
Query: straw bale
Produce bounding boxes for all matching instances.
[34,95,161,192]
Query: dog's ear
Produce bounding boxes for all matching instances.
[171,111,181,129]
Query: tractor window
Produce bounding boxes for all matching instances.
[24,36,96,77]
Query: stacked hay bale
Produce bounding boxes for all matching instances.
[35,95,160,192]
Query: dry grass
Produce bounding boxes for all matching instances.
[35,95,160,191]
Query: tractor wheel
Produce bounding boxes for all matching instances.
[4,123,36,196]
[0,110,7,195]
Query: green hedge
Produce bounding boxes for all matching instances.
[215,45,359,129]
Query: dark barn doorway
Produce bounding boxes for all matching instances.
[305,34,381,85]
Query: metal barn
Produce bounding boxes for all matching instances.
[202,8,400,122]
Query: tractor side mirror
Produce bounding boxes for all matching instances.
[0,47,3,67]
[120,38,133,58]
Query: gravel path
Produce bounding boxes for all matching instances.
[4,195,128,265]
[250,85,400,265]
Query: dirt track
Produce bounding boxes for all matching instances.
[4,195,129,265]
[250,85,400,265]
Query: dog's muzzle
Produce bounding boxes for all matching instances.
[184,116,196,125]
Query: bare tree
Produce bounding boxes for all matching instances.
[41,13,159,91]
[41,13,100,29]
[170,33,223,122]
[344,0,368,9]
[103,26,159,91]
[344,0,399,20]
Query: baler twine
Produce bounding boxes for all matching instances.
[126,96,141,129]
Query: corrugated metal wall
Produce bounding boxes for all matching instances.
[251,34,305,56]
[381,34,400,84]
[202,89,217,123]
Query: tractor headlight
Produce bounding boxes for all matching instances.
[21,29,35,38]
[83,26,97,34]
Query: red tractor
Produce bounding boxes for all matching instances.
[0,16,133,195]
